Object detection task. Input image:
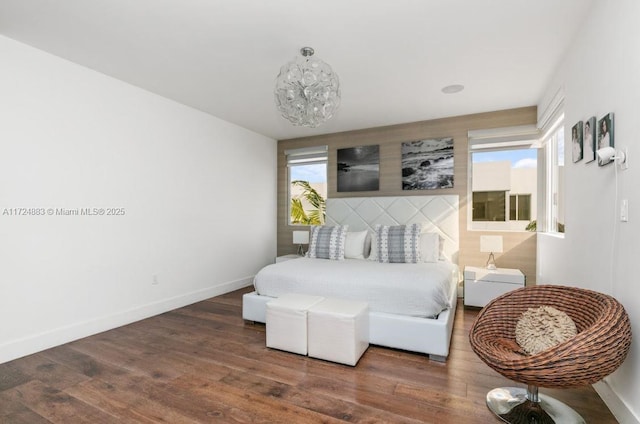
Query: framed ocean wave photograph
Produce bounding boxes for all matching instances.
[402,138,454,190]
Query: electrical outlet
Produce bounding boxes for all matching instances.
[621,147,629,170]
[152,275,159,285]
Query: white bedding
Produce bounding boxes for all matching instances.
[253,257,457,318]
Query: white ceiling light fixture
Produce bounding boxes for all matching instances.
[274,47,341,128]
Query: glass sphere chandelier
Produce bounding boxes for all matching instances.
[274,47,341,128]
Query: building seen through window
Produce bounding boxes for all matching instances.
[471,148,537,231]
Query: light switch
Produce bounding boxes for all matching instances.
[621,199,628,222]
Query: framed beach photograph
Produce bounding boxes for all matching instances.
[401,137,454,190]
[571,121,583,163]
[583,116,596,163]
[597,113,614,166]
[337,145,380,192]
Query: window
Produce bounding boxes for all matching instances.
[286,146,327,225]
[473,191,506,221]
[510,194,531,221]
[544,124,565,233]
[468,125,539,231]
[537,88,565,234]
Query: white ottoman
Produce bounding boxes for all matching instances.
[266,293,325,355]
[308,298,369,366]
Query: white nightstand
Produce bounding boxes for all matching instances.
[275,254,303,263]
[464,266,525,308]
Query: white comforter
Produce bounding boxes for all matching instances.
[253,258,456,318]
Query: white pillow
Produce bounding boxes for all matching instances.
[344,231,368,259]
[420,232,441,263]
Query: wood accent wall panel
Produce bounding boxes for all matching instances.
[277,106,538,283]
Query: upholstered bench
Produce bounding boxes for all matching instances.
[307,297,369,366]
[265,293,324,355]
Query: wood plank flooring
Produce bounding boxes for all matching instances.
[0,287,618,423]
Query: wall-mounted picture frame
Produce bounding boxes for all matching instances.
[583,116,596,163]
[572,121,583,163]
[597,113,614,166]
[401,137,454,190]
[337,145,380,192]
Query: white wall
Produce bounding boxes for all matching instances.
[0,36,277,363]
[537,0,640,422]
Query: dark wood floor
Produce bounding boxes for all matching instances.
[0,287,618,423]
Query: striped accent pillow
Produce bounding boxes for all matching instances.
[375,224,422,263]
[306,225,349,260]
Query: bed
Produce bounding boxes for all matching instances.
[243,195,459,361]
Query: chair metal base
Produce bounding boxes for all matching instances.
[486,387,585,424]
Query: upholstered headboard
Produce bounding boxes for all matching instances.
[326,195,459,263]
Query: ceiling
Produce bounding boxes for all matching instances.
[0,0,593,140]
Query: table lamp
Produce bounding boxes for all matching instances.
[480,235,503,270]
[293,230,309,256]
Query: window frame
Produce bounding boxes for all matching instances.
[541,119,565,235]
[509,193,532,221]
[467,136,539,232]
[285,146,328,226]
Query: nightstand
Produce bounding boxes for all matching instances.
[275,254,303,263]
[464,266,525,307]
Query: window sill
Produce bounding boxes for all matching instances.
[539,232,565,239]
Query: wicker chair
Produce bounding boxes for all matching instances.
[469,285,632,424]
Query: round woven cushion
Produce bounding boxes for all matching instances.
[515,306,577,355]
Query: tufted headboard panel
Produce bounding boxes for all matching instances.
[326,195,459,263]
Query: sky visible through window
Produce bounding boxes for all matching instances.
[291,163,326,183]
[472,148,537,168]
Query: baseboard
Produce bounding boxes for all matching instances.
[594,380,640,424]
[0,276,254,364]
